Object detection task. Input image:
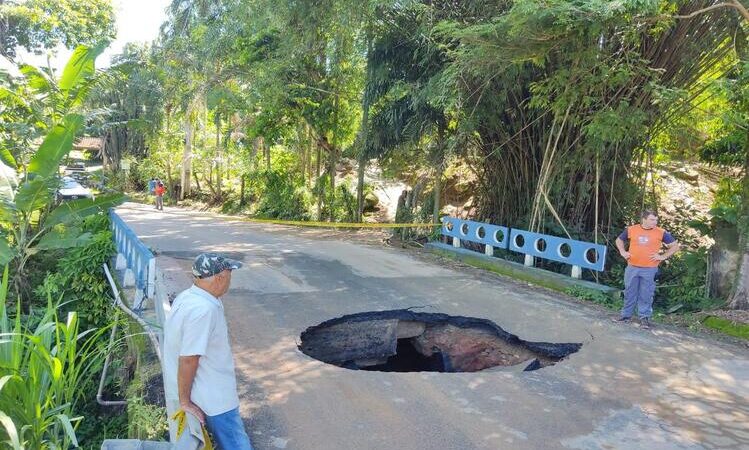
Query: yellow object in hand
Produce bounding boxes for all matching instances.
[172,409,215,450]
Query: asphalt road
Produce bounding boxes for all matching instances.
[117,203,749,450]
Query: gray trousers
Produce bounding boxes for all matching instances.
[622,265,658,319]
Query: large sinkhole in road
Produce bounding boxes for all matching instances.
[299,310,582,373]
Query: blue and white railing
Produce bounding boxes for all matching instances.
[440,216,607,278]
[110,209,156,309]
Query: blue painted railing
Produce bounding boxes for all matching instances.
[110,209,155,304]
[439,216,607,278]
[441,218,509,253]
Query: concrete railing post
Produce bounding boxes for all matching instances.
[115,253,127,270]
[571,265,582,279]
[147,258,156,299]
[524,254,534,267]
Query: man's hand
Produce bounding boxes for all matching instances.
[619,250,631,260]
[180,400,206,425]
[650,253,667,262]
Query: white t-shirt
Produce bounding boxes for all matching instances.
[163,285,240,416]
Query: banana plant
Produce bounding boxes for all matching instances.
[0,45,124,297]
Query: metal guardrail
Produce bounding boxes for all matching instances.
[98,263,164,407]
[439,216,607,278]
[508,228,606,272]
[110,209,156,308]
[441,217,509,256]
[105,210,174,441]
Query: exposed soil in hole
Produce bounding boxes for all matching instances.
[299,310,582,372]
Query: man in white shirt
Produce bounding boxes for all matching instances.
[164,253,253,450]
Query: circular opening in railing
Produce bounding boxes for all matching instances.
[514,234,525,249]
[299,310,582,373]
[476,226,486,239]
[460,223,469,236]
[494,229,505,244]
[445,221,453,231]
[558,243,572,258]
[585,248,599,265]
[534,238,547,253]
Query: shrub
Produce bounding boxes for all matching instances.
[36,214,115,329]
[654,249,722,313]
[565,286,622,309]
[0,268,113,449]
[255,170,312,220]
[710,177,742,226]
[331,181,357,222]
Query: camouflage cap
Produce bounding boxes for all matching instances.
[192,253,243,278]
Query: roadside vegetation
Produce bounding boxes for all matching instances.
[93,0,747,323]
[2,0,749,447]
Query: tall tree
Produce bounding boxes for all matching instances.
[0,0,115,58]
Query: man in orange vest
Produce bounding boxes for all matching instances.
[614,209,680,329]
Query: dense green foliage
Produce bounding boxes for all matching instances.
[0,0,116,58]
[0,268,114,449]
[1,2,749,447]
[0,41,134,448]
[79,0,747,310]
[0,45,124,300]
[36,214,115,328]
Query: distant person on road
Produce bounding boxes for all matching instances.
[615,209,680,329]
[164,253,254,450]
[148,177,157,195]
[155,181,165,211]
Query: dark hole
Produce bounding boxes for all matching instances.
[558,243,572,258]
[535,238,547,252]
[299,310,582,374]
[514,234,525,248]
[361,339,445,372]
[477,227,486,239]
[494,229,504,243]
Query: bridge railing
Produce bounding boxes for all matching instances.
[110,209,156,308]
[440,216,607,278]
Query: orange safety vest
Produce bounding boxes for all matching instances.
[627,225,666,268]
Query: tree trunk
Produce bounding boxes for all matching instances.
[727,245,749,309]
[226,152,230,190]
[315,142,321,179]
[181,113,193,200]
[355,94,370,222]
[433,161,443,224]
[307,125,314,183]
[193,168,202,193]
[215,112,222,200]
[109,129,120,172]
[727,136,749,310]
[299,123,307,184]
[101,138,109,170]
[329,91,340,222]
[252,136,261,167]
[356,154,367,222]
[328,150,337,222]
[167,160,175,200]
[239,175,246,207]
[356,30,373,222]
[431,127,447,224]
[265,140,271,170]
